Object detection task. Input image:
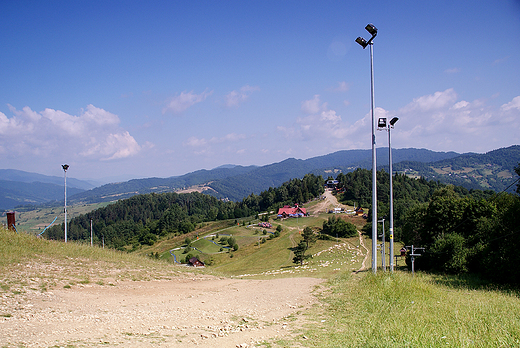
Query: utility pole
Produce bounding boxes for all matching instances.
[62,164,69,243]
[378,218,385,271]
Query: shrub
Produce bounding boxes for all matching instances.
[322,216,357,238]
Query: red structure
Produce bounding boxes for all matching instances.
[6,212,15,231]
[277,205,307,219]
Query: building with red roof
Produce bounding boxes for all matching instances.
[277,205,307,219]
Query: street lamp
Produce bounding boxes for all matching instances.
[388,117,398,272]
[378,116,399,272]
[356,23,378,273]
[62,164,69,243]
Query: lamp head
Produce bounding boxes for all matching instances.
[355,37,368,48]
[62,164,69,171]
[365,24,378,37]
[389,117,399,126]
[378,118,387,128]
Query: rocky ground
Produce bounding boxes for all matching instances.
[1,272,323,348]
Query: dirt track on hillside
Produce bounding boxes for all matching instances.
[1,190,365,347]
[1,274,322,347]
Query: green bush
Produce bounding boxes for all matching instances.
[429,233,469,273]
[322,216,357,238]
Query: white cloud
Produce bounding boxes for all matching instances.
[279,89,520,155]
[225,85,260,107]
[500,96,520,111]
[328,81,349,92]
[400,88,458,113]
[0,105,141,161]
[182,132,249,160]
[283,96,375,150]
[163,89,213,114]
[183,136,207,147]
[183,133,247,147]
[301,95,327,114]
[392,92,520,152]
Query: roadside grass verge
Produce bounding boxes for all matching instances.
[296,271,520,347]
[0,227,193,295]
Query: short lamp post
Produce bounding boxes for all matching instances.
[356,23,378,273]
[378,116,399,272]
[62,164,69,243]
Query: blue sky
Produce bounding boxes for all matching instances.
[1,1,519,182]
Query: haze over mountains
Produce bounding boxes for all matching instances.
[1,145,518,211]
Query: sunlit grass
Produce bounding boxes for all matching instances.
[299,271,520,347]
[0,226,191,294]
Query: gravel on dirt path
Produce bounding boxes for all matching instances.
[1,275,323,347]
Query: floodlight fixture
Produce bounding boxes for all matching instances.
[378,117,387,128]
[356,23,379,273]
[62,164,69,171]
[365,24,378,37]
[389,117,399,126]
[355,37,368,48]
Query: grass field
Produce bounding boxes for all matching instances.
[1,222,519,347]
[289,271,520,347]
[10,201,112,233]
[4,194,520,348]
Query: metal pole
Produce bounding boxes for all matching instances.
[90,219,93,247]
[381,218,385,271]
[411,245,416,276]
[370,42,378,273]
[63,166,68,243]
[389,126,394,272]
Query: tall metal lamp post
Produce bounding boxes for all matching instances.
[388,117,398,272]
[378,116,399,272]
[356,23,378,273]
[62,164,69,243]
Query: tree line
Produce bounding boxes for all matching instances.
[335,166,520,285]
[45,174,325,250]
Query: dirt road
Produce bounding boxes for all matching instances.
[310,189,351,215]
[310,190,369,272]
[1,190,365,347]
[1,273,322,348]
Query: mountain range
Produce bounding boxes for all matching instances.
[1,145,518,211]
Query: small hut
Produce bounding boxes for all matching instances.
[188,257,205,267]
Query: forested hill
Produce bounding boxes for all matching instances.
[3,146,518,210]
[203,146,519,201]
[45,174,325,249]
[391,145,520,193]
[65,147,460,205]
[45,165,520,285]
[335,166,520,285]
[65,165,258,204]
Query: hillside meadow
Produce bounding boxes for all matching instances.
[2,211,520,347]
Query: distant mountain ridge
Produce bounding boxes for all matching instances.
[0,170,93,210]
[0,169,94,190]
[1,146,518,211]
[392,145,520,193]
